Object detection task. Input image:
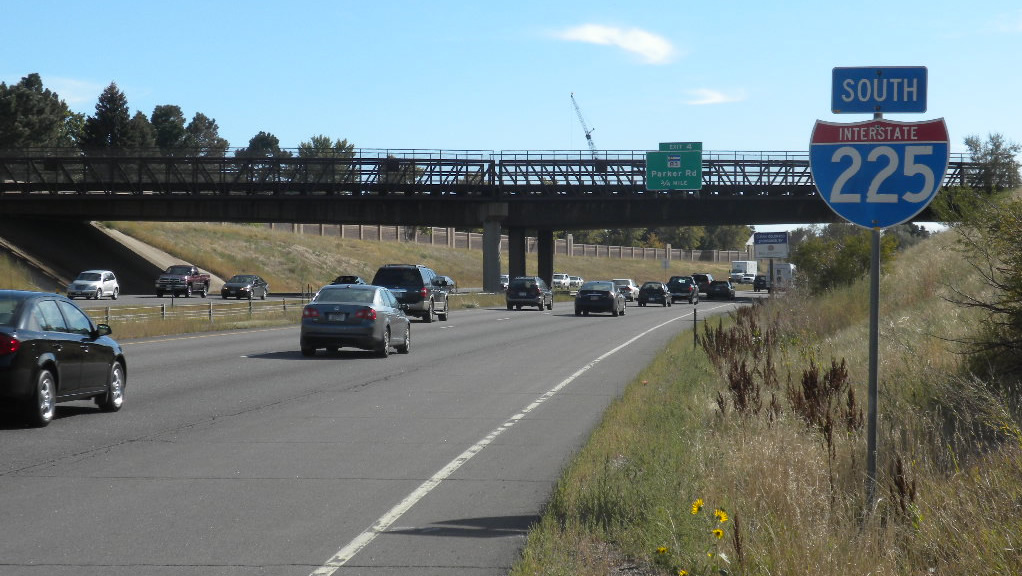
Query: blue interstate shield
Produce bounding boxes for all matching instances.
[809,118,949,229]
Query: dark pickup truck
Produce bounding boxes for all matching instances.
[155,264,211,298]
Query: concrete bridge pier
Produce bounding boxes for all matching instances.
[482,220,503,293]
[537,230,553,290]
[508,228,526,280]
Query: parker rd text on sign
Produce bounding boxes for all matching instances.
[809,118,949,229]
[831,66,927,114]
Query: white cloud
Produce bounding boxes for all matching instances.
[554,24,676,65]
[684,88,746,105]
[44,77,107,110]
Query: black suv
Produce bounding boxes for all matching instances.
[505,276,553,311]
[691,273,714,295]
[371,264,449,322]
[667,275,699,304]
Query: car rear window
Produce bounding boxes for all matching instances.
[373,268,421,287]
[581,281,614,291]
[509,278,537,290]
[316,287,376,304]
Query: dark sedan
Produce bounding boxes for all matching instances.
[0,290,126,427]
[706,280,736,300]
[300,284,411,358]
[574,280,626,316]
[753,275,769,292]
[637,281,672,307]
[221,274,269,299]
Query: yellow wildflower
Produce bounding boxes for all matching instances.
[714,508,729,523]
[656,546,668,555]
[712,529,724,539]
[678,571,688,576]
[691,498,704,515]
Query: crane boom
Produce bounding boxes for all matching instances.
[570,92,597,159]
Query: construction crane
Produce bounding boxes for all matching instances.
[570,92,598,159]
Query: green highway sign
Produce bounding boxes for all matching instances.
[645,148,702,191]
[658,141,702,152]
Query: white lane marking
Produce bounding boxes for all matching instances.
[309,312,695,575]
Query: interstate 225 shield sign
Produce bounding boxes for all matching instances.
[809,118,949,229]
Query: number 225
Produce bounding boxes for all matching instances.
[829,145,936,204]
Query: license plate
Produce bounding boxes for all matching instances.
[327,312,347,321]
[518,292,527,297]
[590,295,600,300]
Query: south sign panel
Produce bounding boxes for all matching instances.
[809,118,949,229]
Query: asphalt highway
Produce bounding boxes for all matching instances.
[0,296,752,575]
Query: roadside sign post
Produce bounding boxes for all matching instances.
[811,66,945,516]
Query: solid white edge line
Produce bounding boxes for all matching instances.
[308,307,722,575]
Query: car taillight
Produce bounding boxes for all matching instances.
[302,306,320,319]
[0,335,20,355]
[354,307,377,320]
[420,287,429,299]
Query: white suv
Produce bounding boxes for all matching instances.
[552,273,571,291]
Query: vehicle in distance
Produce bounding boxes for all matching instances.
[667,275,699,304]
[331,275,367,285]
[67,270,119,300]
[741,273,756,284]
[729,260,758,283]
[692,273,714,295]
[505,276,553,311]
[569,276,584,290]
[612,278,639,302]
[574,280,626,317]
[551,273,571,291]
[498,274,510,291]
[435,275,457,293]
[221,274,269,299]
[300,284,410,358]
[637,281,672,307]
[753,275,769,292]
[371,264,449,322]
[155,264,210,298]
[706,280,736,300]
[0,290,126,427]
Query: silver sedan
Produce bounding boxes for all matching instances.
[299,285,411,358]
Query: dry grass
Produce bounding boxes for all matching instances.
[511,227,1022,576]
[105,221,732,292]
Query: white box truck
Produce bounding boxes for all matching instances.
[772,263,796,291]
[729,260,758,283]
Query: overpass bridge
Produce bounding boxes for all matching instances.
[0,149,978,291]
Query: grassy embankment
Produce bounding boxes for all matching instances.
[510,228,1022,575]
[3,221,732,339]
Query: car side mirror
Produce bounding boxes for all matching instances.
[96,323,112,337]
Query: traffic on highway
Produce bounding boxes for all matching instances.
[1,267,761,575]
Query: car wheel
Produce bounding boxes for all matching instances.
[261,289,267,300]
[112,287,119,300]
[156,291,164,298]
[575,309,581,316]
[97,361,125,412]
[423,300,435,323]
[515,305,521,310]
[377,328,391,358]
[583,310,589,316]
[301,347,316,357]
[184,285,192,298]
[199,285,208,298]
[29,368,56,427]
[546,299,552,310]
[620,304,626,316]
[507,303,513,311]
[247,291,253,300]
[612,307,619,317]
[95,288,103,300]
[396,324,411,354]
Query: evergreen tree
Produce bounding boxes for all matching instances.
[151,104,187,153]
[183,112,229,156]
[0,73,79,148]
[80,82,131,153]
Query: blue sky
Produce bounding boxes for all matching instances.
[5,0,1021,157]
